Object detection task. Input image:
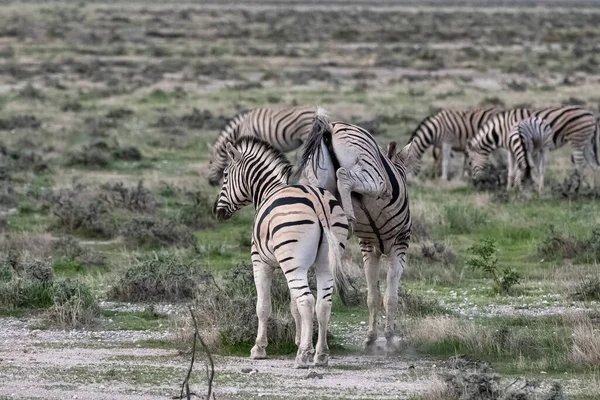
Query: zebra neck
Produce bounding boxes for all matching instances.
[251,175,287,207]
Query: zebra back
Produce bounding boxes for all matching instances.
[208,105,316,186]
[407,107,499,174]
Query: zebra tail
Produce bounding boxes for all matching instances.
[298,107,333,177]
[322,224,349,306]
[594,118,600,166]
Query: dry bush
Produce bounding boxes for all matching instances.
[571,322,600,367]
[120,215,197,249]
[570,276,600,301]
[421,375,456,400]
[0,115,41,130]
[99,181,156,213]
[0,233,54,261]
[538,226,600,264]
[48,185,117,239]
[107,251,210,302]
[43,279,98,329]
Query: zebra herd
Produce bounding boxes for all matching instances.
[209,103,600,368]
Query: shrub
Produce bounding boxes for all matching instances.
[0,279,54,309]
[192,263,296,353]
[537,226,600,263]
[52,236,106,269]
[66,144,112,168]
[399,290,448,317]
[107,251,210,302]
[44,279,98,328]
[467,238,520,295]
[48,186,117,239]
[120,215,197,248]
[113,146,142,161]
[100,181,155,213]
[571,277,600,301]
[177,190,214,229]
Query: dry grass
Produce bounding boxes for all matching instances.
[421,375,456,400]
[570,322,600,367]
[407,317,492,352]
[0,233,54,260]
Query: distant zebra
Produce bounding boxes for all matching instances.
[299,109,411,350]
[467,106,600,189]
[208,105,316,186]
[407,108,500,180]
[212,136,348,369]
[512,116,553,193]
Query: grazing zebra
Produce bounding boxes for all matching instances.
[299,109,411,350]
[467,106,600,189]
[212,136,348,369]
[512,116,553,193]
[406,108,500,180]
[208,105,316,186]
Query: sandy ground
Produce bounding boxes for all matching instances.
[0,316,432,400]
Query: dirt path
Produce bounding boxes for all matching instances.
[0,316,432,400]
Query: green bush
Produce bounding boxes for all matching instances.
[107,251,210,302]
[467,238,520,295]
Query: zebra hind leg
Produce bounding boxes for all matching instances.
[286,269,315,369]
[384,245,408,352]
[290,291,301,346]
[361,246,382,351]
[313,250,335,367]
[250,262,274,360]
[336,163,388,238]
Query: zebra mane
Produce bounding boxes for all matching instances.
[233,136,293,180]
[409,113,437,141]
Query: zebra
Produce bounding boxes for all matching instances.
[406,108,500,180]
[298,108,411,350]
[212,136,349,369]
[467,106,600,189]
[512,116,554,193]
[208,105,317,186]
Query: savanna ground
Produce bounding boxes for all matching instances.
[1,1,600,399]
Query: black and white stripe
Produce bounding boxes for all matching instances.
[299,108,411,350]
[467,106,600,189]
[208,106,316,186]
[407,108,500,180]
[213,136,348,369]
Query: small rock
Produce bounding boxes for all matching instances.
[248,370,258,376]
[304,371,323,379]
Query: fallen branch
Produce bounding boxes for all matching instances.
[178,306,215,400]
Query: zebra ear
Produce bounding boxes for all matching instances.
[226,142,242,162]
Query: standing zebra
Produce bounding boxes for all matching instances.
[512,116,553,193]
[467,106,600,189]
[299,109,411,350]
[406,108,500,180]
[208,105,317,186]
[213,136,348,369]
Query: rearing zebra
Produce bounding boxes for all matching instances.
[467,106,600,189]
[208,105,317,186]
[299,108,411,350]
[212,136,348,369]
[406,108,500,180]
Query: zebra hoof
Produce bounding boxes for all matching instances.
[313,353,329,367]
[250,345,267,360]
[294,356,311,369]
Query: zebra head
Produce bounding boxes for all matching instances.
[208,149,228,187]
[466,143,489,181]
[213,142,251,221]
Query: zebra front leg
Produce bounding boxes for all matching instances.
[441,142,452,181]
[336,163,387,238]
[250,261,274,360]
[507,152,516,190]
[361,245,382,350]
[286,270,315,369]
[384,245,407,351]
[313,254,335,367]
